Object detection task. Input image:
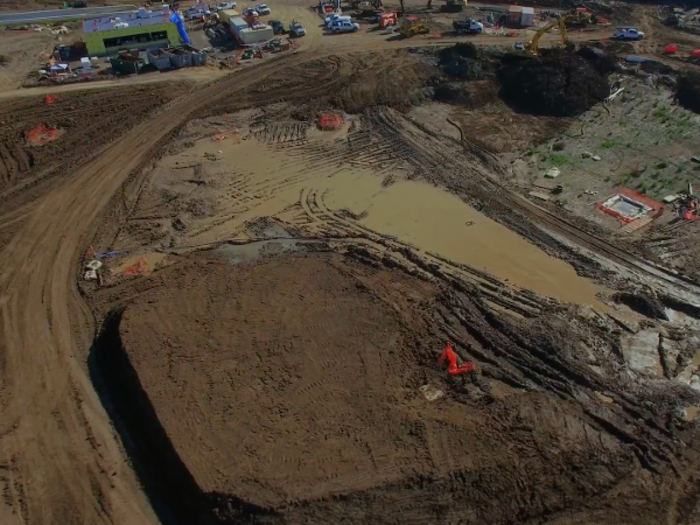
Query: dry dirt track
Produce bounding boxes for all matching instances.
[0,31,694,525]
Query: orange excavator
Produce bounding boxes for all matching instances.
[438,342,476,375]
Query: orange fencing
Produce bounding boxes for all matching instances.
[27,125,61,146]
[123,257,151,277]
[319,113,343,131]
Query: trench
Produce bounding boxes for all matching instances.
[88,308,276,525]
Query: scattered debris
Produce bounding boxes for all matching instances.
[545,167,561,178]
[27,124,62,146]
[419,384,444,401]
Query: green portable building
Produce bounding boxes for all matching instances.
[83,7,182,56]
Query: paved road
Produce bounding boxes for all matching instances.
[0,5,137,24]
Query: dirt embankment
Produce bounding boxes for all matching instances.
[91,251,698,525]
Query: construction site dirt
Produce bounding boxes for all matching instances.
[4,2,700,525]
[91,251,698,525]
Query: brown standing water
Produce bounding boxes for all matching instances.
[158,137,607,307]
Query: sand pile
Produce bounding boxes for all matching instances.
[497,54,611,116]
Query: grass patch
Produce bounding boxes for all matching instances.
[600,140,616,149]
[655,161,668,170]
[549,154,568,167]
[654,107,672,124]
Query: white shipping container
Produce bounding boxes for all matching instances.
[239,25,273,44]
[229,17,249,33]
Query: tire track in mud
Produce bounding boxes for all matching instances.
[0,36,696,524]
[361,108,700,297]
[0,51,354,525]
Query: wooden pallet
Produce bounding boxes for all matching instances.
[620,216,653,234]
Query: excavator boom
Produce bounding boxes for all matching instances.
[529,20,555,56]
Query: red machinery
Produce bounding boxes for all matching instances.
[378,11,398,29]
[438,343,476,375]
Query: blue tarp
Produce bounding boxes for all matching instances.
[169,11,192,45]
[625,55,647,63]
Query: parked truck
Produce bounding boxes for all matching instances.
[329,19,360,33]
[453,19,483,34]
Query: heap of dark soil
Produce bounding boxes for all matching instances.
[676,71,700,114]
[438,43,491,80]
[497,53,611,117]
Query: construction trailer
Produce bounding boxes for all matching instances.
[217,8,239,24]
[507,5,534,28]
[227,16,273,45]
[83,7,185,56]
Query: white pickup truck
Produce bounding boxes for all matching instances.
[614,27,644,40]
[329,20,360,33]
[325,13,352,27]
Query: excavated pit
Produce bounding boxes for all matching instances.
[90,250,695,524]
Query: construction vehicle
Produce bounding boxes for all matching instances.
[440,0,466,13]
[399,17,430,37]
[515,16,572,56]
[350,0,383,16]
[453,18,483,35]
[329,19,360,33]
[674,183,699,220]
[289,20,307,37]
[378,11,398,29]
[564,8,596,28]
[614,27,644,41]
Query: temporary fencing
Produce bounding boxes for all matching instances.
[27,124,61,146]
[124,257,151,277]
[319,113,343,131]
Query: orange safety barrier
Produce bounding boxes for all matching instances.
[319,113,343,131]
[123,257,151,277]
[438,342,476,375]
[27,124,61,146]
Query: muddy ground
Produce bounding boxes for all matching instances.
[95,248,700,525]
[2,3,700,525]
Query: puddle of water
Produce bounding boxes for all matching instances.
[159,138,607,307]
[322,173,606,307]
[685,406,700,421]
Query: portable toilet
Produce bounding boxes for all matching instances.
[520,7,534,27]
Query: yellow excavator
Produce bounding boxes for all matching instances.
[520,16,573,56]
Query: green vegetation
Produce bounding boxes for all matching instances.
[549,154,568,167]
[600,140,616,149]
[654,161,667,170]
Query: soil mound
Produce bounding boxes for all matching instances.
[120,254,441,509]
[438,43,492,80]
[497,54,610,116]
[113,253,653,524]
[676,71,700,114]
